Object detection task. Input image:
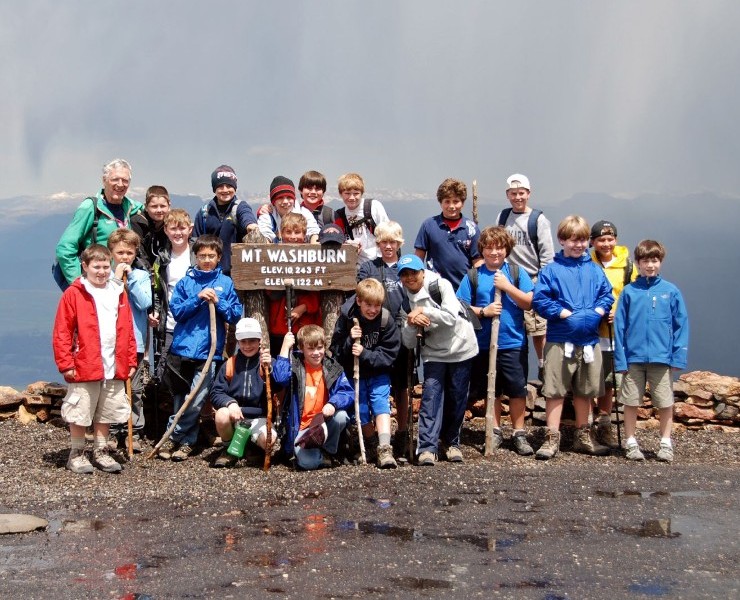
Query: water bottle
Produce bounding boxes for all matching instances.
[227,422,251,458]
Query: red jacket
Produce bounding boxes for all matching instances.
[53,278,138,382]
[267,289,321,336]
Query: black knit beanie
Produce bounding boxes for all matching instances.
[211,165,238,191]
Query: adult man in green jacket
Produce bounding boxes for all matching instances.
[55,158,144,288]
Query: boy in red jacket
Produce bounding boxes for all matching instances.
[53,244,137,474]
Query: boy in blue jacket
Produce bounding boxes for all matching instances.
[330,278,401,468]
[210,318,276,468]
[273,325,354,470]
[159,235,243,461]
[614,240,689,463]
[532,216,613,460]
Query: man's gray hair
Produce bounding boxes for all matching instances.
[102,158,132,180]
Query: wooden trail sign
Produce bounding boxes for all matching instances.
[231,243,359,291]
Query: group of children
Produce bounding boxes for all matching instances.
[53,166,689,474]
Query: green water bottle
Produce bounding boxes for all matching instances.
[227,422,251,458]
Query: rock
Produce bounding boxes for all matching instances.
[0,514,48,534]
[25,381,67,397]
[636,407,654,420]
[679,371,740,398]
[469,399,486,418]
[17,404,37,425]
[714,403,739,420]
[0,386,24,408]
[685,395,713,408]
[23,394,52,406]
[674,402,714,421]
[526,385,537,411]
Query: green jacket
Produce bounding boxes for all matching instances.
[55,190,144,284]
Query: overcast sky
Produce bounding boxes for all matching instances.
[2,1,740,207]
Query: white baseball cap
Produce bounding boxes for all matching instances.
[506,174,530,191]
[235,318,262,340]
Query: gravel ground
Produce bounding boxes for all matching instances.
[1,418,738,599]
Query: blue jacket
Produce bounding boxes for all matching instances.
[210,353,274,417]
[613,275,689,371]
[533,251,613,346]
[273,354,354,458]
[193,197,257,273]
[169,266,243,360]
[125,268,152,353]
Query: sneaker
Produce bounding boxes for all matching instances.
[417,450,437,466]
[66,449,93,474]
[512,431,534,456]
[92,448,122,473]
[157,439,180,460]
[572,426,610,456]
[212,448,238,468]
[624,442,645,461]
[656,443,674,463]
[444,445,464,463]
[535,429,561,461]
[595,421,619,449]
[171,444,194,462]
[490,428,504,450]
[377,444,398,469]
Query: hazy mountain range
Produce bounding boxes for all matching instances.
[1,191,737,388]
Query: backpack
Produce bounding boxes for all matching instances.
[52,196,103,291]
[335,198,376,240]
[401,279,481,330]
[498,208,544,267]
[465,262,520,306]
[320,205,335,227]
[623,258,634,287]
[201,199,244,239]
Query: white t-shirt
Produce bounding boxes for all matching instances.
[340,198,389,262]
[166,249,191,332]
[81,278,122,380]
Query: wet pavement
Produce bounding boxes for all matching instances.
[0,421,738,599]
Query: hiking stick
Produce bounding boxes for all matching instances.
[484,288,502,456]
[472,179,479,225]
[146,302,217,460]
[352,317,367,464]
[262,348,273,472]
[607,322,622,447]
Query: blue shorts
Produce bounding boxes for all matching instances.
[357,374,391,425]
[469,347,528,399]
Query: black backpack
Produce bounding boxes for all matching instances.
[498,208,544,267]
[401,278,481,330]
[335,198,376,240]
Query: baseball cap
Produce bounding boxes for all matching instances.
[318,223,345,246]
[506,174,530,191]
[590,220,618,239]
[235,318,262,340]
[397,254,425,273]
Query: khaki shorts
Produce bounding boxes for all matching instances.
[61,380,129,427]
[523,308,547,336]
[600,350,623,390]
[619,363,674,409]
[541,342,604,398]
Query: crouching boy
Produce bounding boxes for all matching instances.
[53,245,137,474]
[614,240,689,463]
[210,318,277,468]
[532,216,614,460]
[273,325,354,470]
[397,254,478,466]
[331,278,401,468]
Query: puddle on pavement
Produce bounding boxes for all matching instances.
[628,580,673,596]
[389,576,453,590]
[619,519,680,538]
[595,490,709,499]
[368,497,393,509]
[48,518,107,534]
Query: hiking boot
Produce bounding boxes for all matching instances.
[595,421,619,449]
[392,432,409,458]
[444,445,464,463]
[512,431,534,456]
[157,439,179,460]
[572,426,610,456]
[130,435,143,454]
[212,448,238,468]
[624,442,645,461]
[490,427,504,450]
[656,442,674,463]
[66,449,93,475]
[417,450,436,466]
[171,444,194,462]
[535,429,561,461]
[377,444,398,469]
[92,448,122,473]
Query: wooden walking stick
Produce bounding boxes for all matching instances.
[352,317,367,464]
[147,302,217,460]
[472,179,479,225]
[484,288,503,456]
[262,347,273,472]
